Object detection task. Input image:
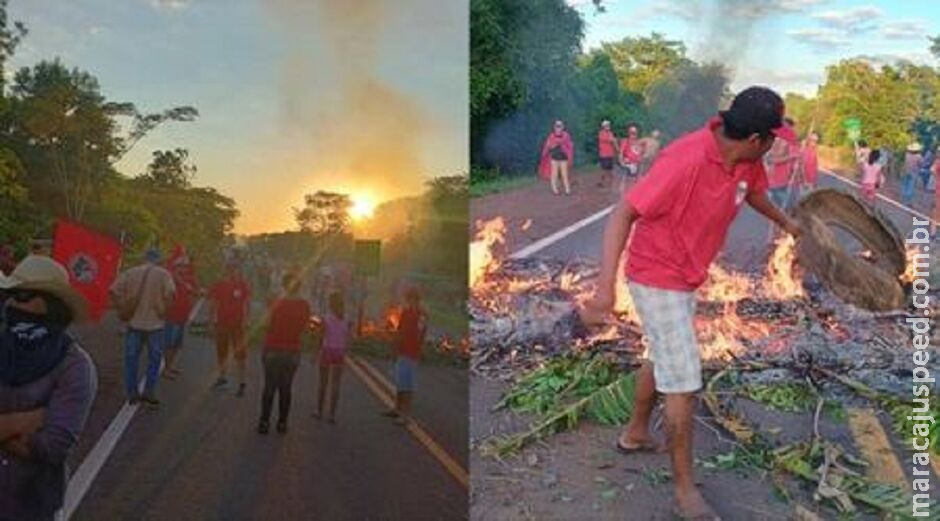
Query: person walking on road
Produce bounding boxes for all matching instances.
[314,291,351,424]
[383,287,427,426]
[860,149,885,205]
[0,255,97,521]
[902,143,924,207]
[257,274,310,434]
[162,251,198,380]
[801,131,820,190]
[765,119,799,209]
[580,86,801,521]
[209,261,251,397]
[110,248,175,408]
[618,123,644,183]
[638,129,662,177]
[597,120,618,189]
[539,120,575,196]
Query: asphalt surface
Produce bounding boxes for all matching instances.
[536,172,924,270]
[69,307,467,521]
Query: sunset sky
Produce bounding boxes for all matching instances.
[570,0,939,95]
[8,0,468,234]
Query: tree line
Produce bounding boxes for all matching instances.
[471,0,940,182]
[470,0,731,182]
[0,1,238,281]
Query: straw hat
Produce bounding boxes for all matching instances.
[0,255,88,321]
[908,142,923,153]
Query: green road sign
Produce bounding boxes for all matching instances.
[843,117,862,142]
[354,240,381,276]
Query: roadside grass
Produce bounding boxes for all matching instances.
[470,175,538,198]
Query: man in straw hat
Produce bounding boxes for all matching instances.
[0,255,97,520]
[110,248,175,409]
[581,86,800,520]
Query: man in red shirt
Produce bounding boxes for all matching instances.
[162,252,198,380]
[209,261,252,396]
[383,286,427,426]
[597,120,618,189]
[618,123,645,192]
[582,87,800,520]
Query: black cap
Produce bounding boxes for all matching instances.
[720,86,793,141]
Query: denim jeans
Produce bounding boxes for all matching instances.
[768,187,790,209]
[901,172,917,205]
[125,328,165,398]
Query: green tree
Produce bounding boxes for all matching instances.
[140,148,197,188]
[470,0,584,173]
[815,59,918,150]
[6,60,198,221]
[597,33,690,98]
[294,191,353,235]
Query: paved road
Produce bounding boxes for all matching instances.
[536,171,925,271]
[68,307,467,521]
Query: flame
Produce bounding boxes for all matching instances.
[695,302,774,360]
[900,245,921,284]
[766,235,804,299]
[384,305,402,331]
[469,217,507,288]
[703,264,753,302]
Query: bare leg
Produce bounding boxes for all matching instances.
[328,366,343,422]
[561,161,571,194]
[163,347,179,373]
[665,392,717,519]
[551,160,560,195]
[619,362,661,448]
[316,365,329,417]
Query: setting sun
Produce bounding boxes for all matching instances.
[350,194,377,221]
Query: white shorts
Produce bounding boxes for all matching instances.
[629,282,702,394]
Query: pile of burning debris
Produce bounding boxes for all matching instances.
[469,198,940,397]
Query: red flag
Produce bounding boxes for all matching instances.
[52,220,123,321]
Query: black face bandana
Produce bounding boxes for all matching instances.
[0,304,70,387]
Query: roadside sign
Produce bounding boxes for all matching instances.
[843,117,862,142]
[354,240,381,276]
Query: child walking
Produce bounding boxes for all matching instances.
[860,149,885,205]
[257,274,310,434]
[315,291,350,424]
[383,287,427,426]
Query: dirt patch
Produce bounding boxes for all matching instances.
[471,169,632,254]
[469,376,862,521]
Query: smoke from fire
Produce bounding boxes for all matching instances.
[263,0,428,200]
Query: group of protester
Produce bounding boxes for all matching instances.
[0,245,428,519]
[538,120,663,195]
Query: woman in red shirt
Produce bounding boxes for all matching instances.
[257,274,310,434]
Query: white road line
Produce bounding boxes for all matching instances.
[510,205,614,259]
[822,169,937,224]
[60,298,205,520]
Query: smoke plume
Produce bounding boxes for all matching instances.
[264,0,427,199]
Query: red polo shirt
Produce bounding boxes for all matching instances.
[624,118,768,291]
[598,129,617,158]
[209,277,251,327]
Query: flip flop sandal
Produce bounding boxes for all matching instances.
[615,439,661,455]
